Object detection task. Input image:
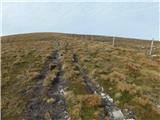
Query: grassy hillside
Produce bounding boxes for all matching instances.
[1,32,160,120]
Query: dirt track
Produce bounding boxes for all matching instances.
[25,45,70,120]
[24,42,135,120]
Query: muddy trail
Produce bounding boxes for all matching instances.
[25,46,70,120]
[72,53,136,120]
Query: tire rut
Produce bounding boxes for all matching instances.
[25,45,70,120]
[72,52,136,120]
[47,52,70,120]
[72,53,106,120]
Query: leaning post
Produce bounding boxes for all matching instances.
[112,37,115,47]
[149,38,154,55]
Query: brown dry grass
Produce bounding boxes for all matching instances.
[116,82,141,95]
[1,33,56,120]
[2,33,160,120]
[101,71,127,83]
[78,95,101,108]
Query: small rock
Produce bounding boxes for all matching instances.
[44,112,52,120]
[109,87,112,91]
[115,92,122,98]
[115,100,120,105]
[47,98,56,104]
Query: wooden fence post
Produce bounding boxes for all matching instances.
[149,38,154,55]
[112,37,115,47]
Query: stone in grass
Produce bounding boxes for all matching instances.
[111,110,124,120]
[44,112,52,120]
[47,98,56,104]
[114,92,122,98]
[109,87,112,91]
[115,100,120,105]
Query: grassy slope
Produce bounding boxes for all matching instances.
[68,38,160,120]
[1,33,56,119]
[1,32,160,120]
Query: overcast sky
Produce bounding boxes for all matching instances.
[1,1,160,40]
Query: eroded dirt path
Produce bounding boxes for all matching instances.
[47,52,70,120]
[25,44,70,120]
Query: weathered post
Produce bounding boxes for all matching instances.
[149,38,154,55]
[112,37,115,47]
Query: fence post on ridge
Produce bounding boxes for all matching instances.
[112,37,115,47]
[149,38,154,55]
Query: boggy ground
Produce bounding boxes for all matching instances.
[1,33,160,120]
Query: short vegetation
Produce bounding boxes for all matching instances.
[1,33,160,120]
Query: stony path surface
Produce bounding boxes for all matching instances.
[25,44,70,120]
[47,53,70,120]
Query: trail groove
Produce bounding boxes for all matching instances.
[25,44,70,120]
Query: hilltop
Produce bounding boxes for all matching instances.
[2,32,160,120]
